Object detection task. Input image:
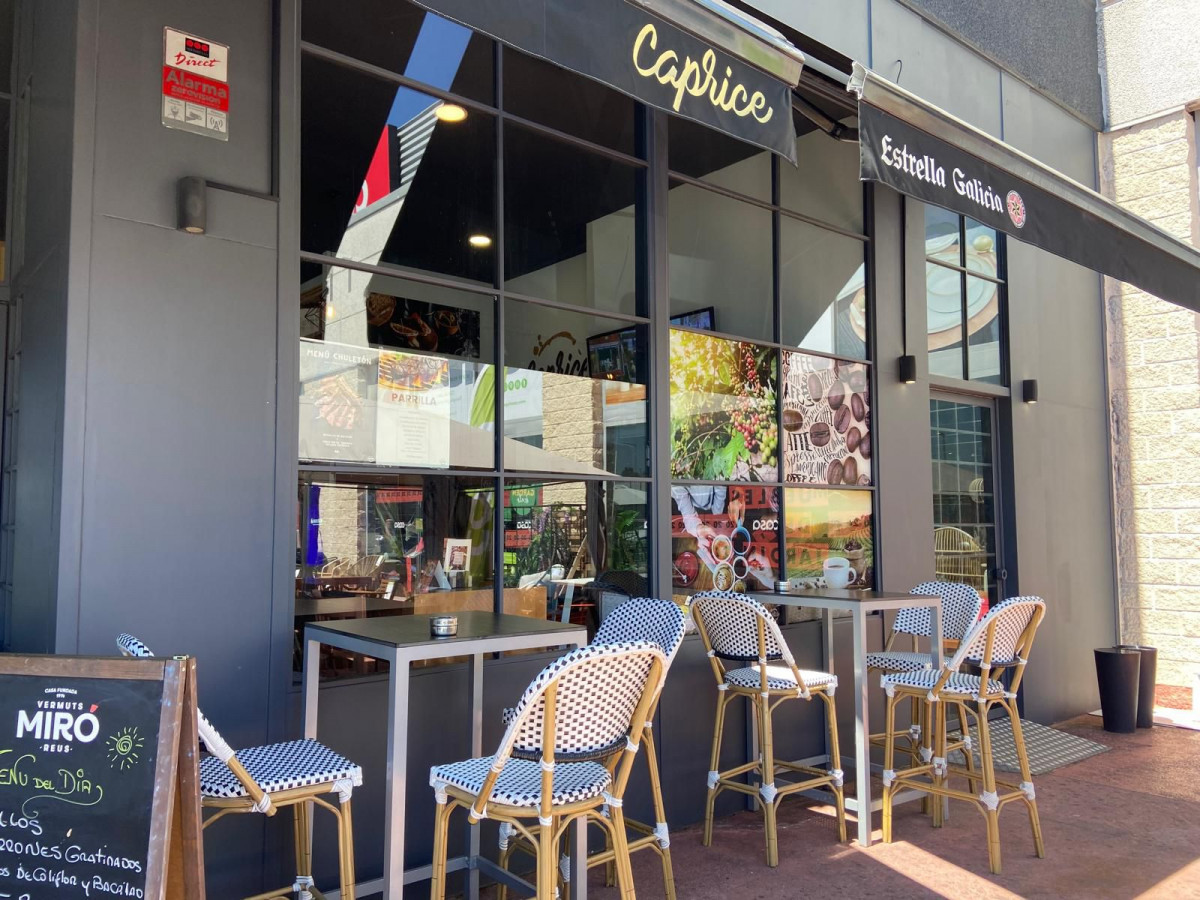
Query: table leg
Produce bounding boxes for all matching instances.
[570,817,588,900]
[822,608,834,766]
[560,584,576,624]
[930,602,948,822]
[466,653,484,900]
[384,654,411,899]
[303,636,320,741]
[852,609,873,847]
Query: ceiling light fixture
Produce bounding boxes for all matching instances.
[468,234,492,248]
[436,103,468,123]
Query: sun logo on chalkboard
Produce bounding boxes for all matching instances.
[106,726,145,771]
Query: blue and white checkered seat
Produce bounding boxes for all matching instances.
[200,738,362,799]
[866,581,984,673]
[430,756,611,808]
[723,665,838,692]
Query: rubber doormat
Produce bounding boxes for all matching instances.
[950,719,1109,776]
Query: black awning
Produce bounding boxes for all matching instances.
[849,63,1200,313]
[413,0,804,160]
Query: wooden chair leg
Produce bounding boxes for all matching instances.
[537,816,558,900]
[610,804,637,900]
[821,691,847,843]
[882,691,898,844]
[497,838,514,900]
[758,695,779,868]
[908,695,923,767]
[293,801,311,886]
[703,692,730,848]
[339,797,357,900]
[430,800,452,900]
[1007,700,1045,859]
[931,700,947,829]
[956,702,979,795]
[642,727,677,900]
[976,700,1002,875]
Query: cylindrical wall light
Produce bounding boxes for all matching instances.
[898,354,917,384]
[1022,379,1039,404]
[177,176,207,234]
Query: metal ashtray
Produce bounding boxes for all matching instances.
[775,580,791,594]
[430,615,458,637]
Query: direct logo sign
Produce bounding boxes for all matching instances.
[162,27,229,141]
[14,687,101,753]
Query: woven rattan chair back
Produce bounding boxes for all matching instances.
[507,641,666,763]
[892,580,985,642]
[949,596,1045,673]
[595,597,686,665]
[690,590,791,665]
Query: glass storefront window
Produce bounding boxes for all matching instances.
[503,478,649,621]
[301,54,497,286]
[668,181,773,341]
[669,330,777,482]
[782,352,871,485]
[780,217,868,358]
[297,473,496,676]
[668,115,771,202]
[967,276,1003,384]
[780,118,864,234]
[784,488,873,589]
[927,260,965,378]
[301,1,495,105]
[503,301,647,478]
[504,122,643,316]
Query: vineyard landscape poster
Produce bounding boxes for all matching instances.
[782,351,872,485]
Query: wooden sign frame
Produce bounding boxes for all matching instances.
[0,654,204,900]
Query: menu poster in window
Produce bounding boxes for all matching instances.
[670,485,779,592]
[782,351,872,485]
[299,339,378,463]
[375,351,451,468]
[366,293,481,360]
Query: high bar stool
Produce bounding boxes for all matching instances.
[117,634,361,900]
[880,597,1047,874]
[867,581,984,773]
[428,641,667,900]
[497,597,687,900]
[691,591,846,867]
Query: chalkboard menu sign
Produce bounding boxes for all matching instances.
[0,656,203,900]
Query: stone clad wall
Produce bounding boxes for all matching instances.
[1100,110,1200,690]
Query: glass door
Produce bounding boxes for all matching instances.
[929,396,1002,612]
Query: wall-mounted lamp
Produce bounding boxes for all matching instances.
[898,354,917,384]
[1022,379,1039,404]
[177,177,207,234]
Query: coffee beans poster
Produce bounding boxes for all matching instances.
[782,351,872,485]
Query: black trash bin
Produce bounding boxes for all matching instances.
[1118,644,1158,728]
[1094,647,1141,733]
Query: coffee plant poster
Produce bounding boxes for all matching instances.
[782,351,872,485]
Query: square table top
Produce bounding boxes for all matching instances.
[304,610,586,651]
[748,588,939,609]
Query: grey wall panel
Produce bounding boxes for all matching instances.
[1100,0,1200,127]
[870,0,1003,138]
[89,0,273,228]
[903,0,1102,128]
[8,1,80,652]
[1001,72,1098,187]
[1005,242,1114,723]
[746,0,869,64]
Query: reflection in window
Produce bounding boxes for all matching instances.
[668,182,773,341]
[503,302,647,478]
[301,55,496,285]
[302,0,495,104]
[667,115,771,201]
[926,260,964,378]
[784,488,873,589]
[669,331,777,481]
[297,474,496,677]
[670,485,779,592]
[503,479,649,625]
[780,217,867,357]
[780,119,864,233]
[299,266,496,469]
[967,276,1002,383]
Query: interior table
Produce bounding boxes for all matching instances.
[751,588,942,847]
[304,611,588,899]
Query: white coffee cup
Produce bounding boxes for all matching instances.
[823,556,857,589]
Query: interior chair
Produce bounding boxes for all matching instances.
[497,597,687,900]
[591,571,651,624]
[866,581,985,768]
[691,590,846,867]
[117,633,360,900]
[428,641,666,900]
[880,597,1047,874]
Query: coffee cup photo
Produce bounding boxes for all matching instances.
[823,556,857,589]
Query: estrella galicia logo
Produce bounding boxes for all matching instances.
[1006,190,1026,229]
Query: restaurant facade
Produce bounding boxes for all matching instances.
[3,0,1199,894]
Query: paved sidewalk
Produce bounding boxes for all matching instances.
[579,716,1200,899]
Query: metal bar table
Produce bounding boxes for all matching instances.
[752,589,942,847]
[304,611,588,900]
